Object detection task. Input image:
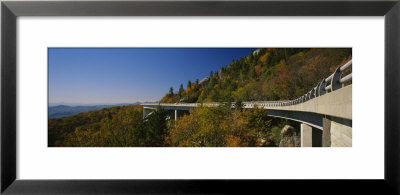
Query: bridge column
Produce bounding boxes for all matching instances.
[143,108,151,119]
[174,110,178,126]
[327,117,352,147]
[322,117,332,147]
[174,110,178,121]
[301,123,312,147]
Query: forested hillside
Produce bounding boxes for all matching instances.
[161,48,351,103]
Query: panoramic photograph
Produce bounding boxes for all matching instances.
[48,48,352,147]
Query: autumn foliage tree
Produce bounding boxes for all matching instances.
[167,105,278,147]
[49,105,170,147]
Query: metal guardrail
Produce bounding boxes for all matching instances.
[143,60,352,109]
[245,59,352,108]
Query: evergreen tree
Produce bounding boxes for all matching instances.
[234,101,244,111]
[178,84,184,99]
[249,66,256,79]
[187,80,192,89]
[249,49,254,62]
[179,84,184,93]
[145,106,168,146]
[169,87,174,97]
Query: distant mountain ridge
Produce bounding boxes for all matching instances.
[48,102,144,119]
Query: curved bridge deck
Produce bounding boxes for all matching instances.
[142,84,352,122]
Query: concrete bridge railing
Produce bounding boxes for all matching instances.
[253,59,352,107]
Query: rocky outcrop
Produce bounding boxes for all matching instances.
[279,125,300,147]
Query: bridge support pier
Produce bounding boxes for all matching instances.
[174,110,178,121]
[322,117,332,147]
[301,123,312,147]
[174,110,178,126]
[323,117,352,147]
[143,108,152,119]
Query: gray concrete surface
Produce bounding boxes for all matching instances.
[301,123,312,147]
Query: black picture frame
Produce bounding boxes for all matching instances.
[1,0,399,194]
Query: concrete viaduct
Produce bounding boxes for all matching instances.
[142,60,352,147]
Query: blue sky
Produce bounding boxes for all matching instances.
[49,48,254,106]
